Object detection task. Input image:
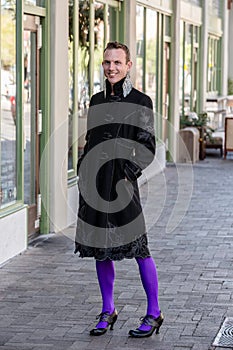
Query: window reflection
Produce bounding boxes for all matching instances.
[23,29,37,205]
[179,21,184,112]
[184,24,192,113]
[24,0,45,7]
[209,0,222,17]
[136,6,157,99]
[94,2,104,94]
[145,9,156,102]
[136,5,144,91]
[179,22,199,115]
[68,0,113,166]
[0,0,17,208]
[207,36,220,94]
[78,1,105,158]
[68,0,75,170]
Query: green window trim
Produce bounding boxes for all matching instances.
[39,1,50,233]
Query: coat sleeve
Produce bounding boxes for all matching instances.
[124,96,156,182]
[76,96,94,175]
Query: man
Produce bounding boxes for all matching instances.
[75,42,163,338]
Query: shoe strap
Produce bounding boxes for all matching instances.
[140,315,160,327]
[96,310,116,323]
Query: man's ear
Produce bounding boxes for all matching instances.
[127,60,133,71]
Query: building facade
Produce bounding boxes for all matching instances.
[0,0,232,264]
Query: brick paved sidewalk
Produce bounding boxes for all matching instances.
[0,156,233,350]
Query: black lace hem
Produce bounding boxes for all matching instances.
[74,234,150,261]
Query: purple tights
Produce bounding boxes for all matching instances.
[95,259,115,328]
[136,257,160,331]
[95,256,160,330]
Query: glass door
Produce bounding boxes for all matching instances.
[162,42,170,145]
[24,14,41,239]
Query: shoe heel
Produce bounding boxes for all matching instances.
[110,314,118,330]
[155,314,164,334]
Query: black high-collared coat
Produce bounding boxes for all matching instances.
[75,78,156,261]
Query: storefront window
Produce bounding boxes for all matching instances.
[179,21,184,113]
[94,2,104,94]
[24,0,45,7]
[68,0,75,170]
[68,0,119,169]
[209,0,222,17]
[165,14,171,37]
[0,0,17,208]
[136,5,144,91]
[145,8,156,102]
[184,23,192,114]
[136,5,171,121]
[77,0,105,160]
[207,36,221,94]
[179,21,200,115]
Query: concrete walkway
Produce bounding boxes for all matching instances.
[0,153,233,350]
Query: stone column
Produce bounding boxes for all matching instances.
[169,0,180,162]
[199,0,208,112]
[221,0,229,96]
[228,5,233,80]
[49,0,69,232]
[124,0,137,85]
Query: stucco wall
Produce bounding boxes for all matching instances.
[0,208,27,266]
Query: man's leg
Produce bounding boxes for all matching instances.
[95,259,115,328]
[136,256,160,331]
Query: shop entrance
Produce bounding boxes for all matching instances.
[23,14,42,239]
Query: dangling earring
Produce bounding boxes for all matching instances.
[122,72,133,98]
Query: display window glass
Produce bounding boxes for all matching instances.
[179,21,200,116]
[24,0,45,7]
[145,8,157,102]
[68,0,119,169]
[207,36,221,94]
[0,0,17,208]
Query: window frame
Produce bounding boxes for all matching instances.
[207,34,221,95]
[136,4,172,142]
[0,0,19,213]
[179,20,200,117]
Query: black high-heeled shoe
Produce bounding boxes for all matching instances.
[128,312,164,338]
[90,309,118,336]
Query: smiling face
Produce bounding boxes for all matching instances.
[102,48,132,87]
